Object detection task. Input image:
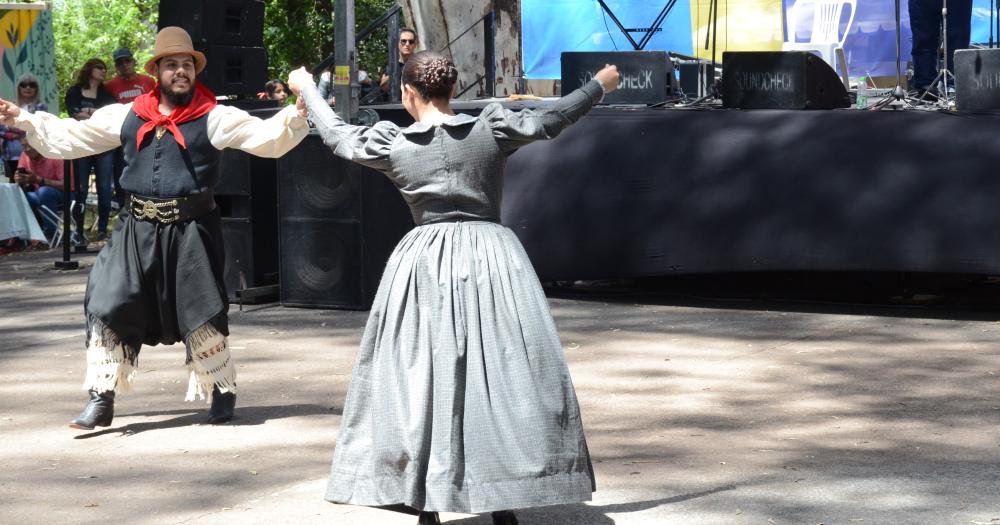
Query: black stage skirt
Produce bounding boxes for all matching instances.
[84,208,229,350]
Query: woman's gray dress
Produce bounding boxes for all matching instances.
[300,79,605,513]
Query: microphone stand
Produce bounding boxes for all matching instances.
[875,0,914,109]
[919,0,955,107]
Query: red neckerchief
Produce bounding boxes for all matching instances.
[132,82,217,150]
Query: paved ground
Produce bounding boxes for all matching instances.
[1,248,998,525]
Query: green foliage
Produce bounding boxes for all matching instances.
[49,0,158,98]
[44,0,396,98]
[263,0,398,81]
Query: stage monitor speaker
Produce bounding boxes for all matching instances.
[561,51,674,104]
[196,45,267,97]
[955,48,1000,111]
[159,0,265,47]
[721,51,850,109]
[277,133,414,309]
[217,148,278,300]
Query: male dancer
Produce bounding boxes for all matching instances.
[0,27,310,429]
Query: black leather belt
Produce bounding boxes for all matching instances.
[129,191,216,224]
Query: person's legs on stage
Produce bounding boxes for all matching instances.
[946,0,974,75]
[908,0,941,92]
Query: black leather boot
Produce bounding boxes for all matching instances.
[69,390,115,430]
[207,385,235,424]
[492,510,519,525]
[417,511,441,525]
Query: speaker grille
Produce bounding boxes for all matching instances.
[278,136,361,219]
[279,219,364,308]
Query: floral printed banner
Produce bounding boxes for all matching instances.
[0,5,57,112]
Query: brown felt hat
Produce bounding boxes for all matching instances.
[143,26,207,75]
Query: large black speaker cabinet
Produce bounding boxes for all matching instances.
[955,48,1000,111]
[561,51,674,104]
[158,0,265,47]
[721,51,850,109]
[197,45,268,97]
[217,145,278,300]
[277,133,414,309]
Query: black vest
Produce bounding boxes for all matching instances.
[119,110,222,198]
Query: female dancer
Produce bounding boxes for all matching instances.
[289,52,618,525]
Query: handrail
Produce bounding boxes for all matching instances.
[311,5,403,75]
[314,5,498,102]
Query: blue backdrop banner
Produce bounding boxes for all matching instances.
[524,0,1000,79]
[522,0,694,79]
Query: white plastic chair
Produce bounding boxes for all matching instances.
[37,201,84,249]
[783,0,856,80]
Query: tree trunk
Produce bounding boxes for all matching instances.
[399,0,521,99]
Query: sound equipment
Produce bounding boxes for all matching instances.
[721,51,850,110]
[277,133,414,309]
[675,60,702,98]
[955,48,1000,111]
[158,0,265,47]
[216,143,279,301]
[158,0,267,97]
[197,45,268,96]
[561,51,674,104]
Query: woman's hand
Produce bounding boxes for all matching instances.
[296,96,308,119]
[595,64,620,94]
[287,67,314,96]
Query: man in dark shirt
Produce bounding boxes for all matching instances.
[380,28,418,102]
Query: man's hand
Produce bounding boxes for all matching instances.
[287,67,314,96]
[595,64,620,94]
[0,98,21,125]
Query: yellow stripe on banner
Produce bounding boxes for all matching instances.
[0,9,40,49]
[690,0,785,62]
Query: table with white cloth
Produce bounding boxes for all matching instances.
[0,182,46,243]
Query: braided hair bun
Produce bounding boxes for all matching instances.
[402,51,458,101]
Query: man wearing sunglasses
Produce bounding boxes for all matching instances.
[380,28,419,102]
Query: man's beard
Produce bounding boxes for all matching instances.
[160,81,194,106]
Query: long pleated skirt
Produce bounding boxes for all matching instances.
[325,221,595,513]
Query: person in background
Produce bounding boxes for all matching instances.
[380,28,419,102]
[65,58,117,242]
[316,68,337,105]
[1,73,48,182]
[105,48,156,104]
[908,0,973,94]
[105,48,156,209]
[264,79,291,105]
[14,140,68,238]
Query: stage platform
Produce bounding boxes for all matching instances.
[371,102,1000,280]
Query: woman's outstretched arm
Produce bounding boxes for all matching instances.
[288,68,396,172]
